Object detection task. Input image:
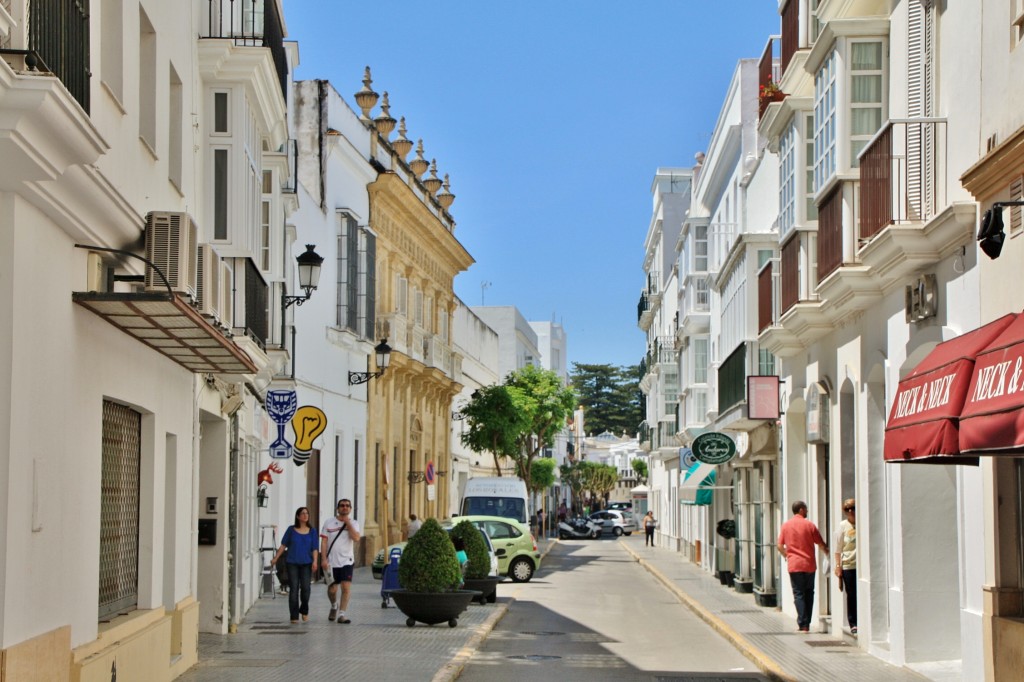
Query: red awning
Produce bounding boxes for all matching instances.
[884,314,1016,464]
[960,312,1024,454]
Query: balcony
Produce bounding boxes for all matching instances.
[424,335,455,376]
[679,276,711,336]
[759,231,826,357]
[637,291,653,330]
[201,0,287,97]
[758,37,784,120]
[858,119,974,285]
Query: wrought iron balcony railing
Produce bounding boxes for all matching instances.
[859,118,948,242]
[202,0,288,98]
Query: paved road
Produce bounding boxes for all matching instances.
[458,538,768,681]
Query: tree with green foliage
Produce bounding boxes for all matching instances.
[505,364,577,482]
[461,365,576,483]
[459,384,528,474]
[631,458,648,485]
[559,461,585,513]
[529,457,557,498]
[569,363,643,436]
[398,518,462,592]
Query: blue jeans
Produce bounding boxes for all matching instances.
[287,563,312,620]
[789,571,815,630]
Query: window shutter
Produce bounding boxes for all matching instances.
[362,231,376,340]
[346,221,358,331]
[1011,175,1024,236]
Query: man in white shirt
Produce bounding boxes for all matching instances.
[320,498,361,624]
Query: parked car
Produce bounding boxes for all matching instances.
[443,515,541,582]
[589,509,637,536]
[372,527,499,580]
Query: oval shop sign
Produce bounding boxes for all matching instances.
[691,432,737,465]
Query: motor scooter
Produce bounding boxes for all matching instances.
[558,516,603,539]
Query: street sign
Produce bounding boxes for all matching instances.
[425,460,436,485]
[691,432,737,465]
[680,447,697,469]
[427,484,436,501]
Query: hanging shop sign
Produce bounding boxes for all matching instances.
[747,375,781,420]
[266,390,298,459]
[691,432,737,465]
[291,405,327,467]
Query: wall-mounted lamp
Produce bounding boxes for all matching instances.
[348,339,393,385]
[257,484,269,508]
[281,244,325,377]
[979,202,1024,260]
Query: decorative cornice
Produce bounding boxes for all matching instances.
[961,124,1024,201]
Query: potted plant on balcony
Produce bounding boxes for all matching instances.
[451,520,499,604]
[391,518,481,627]
[759,78,785,107]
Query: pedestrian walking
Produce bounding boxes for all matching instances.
[536,509,545,535]
[406,513,422,539]
[643,511,657,546]
[320,498,361,624]
[834,498,858,635]
[777,500,828,633]
[558,501,567,523]
[270,507,319,623]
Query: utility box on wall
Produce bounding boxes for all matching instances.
[198,519,217,545]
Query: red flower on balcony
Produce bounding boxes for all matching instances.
[759,79,785,107]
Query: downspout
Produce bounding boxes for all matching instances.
[227,414,239,632]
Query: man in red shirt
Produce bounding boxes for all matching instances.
[777,500,828,633]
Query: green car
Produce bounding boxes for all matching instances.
[442,516,540,583]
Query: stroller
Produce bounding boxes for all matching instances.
[380,546,403,608]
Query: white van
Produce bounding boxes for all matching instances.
[459,477,529,524]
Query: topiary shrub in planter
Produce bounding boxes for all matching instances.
[451,520,489,579]
[394,518,480,626]
[399,518,462,592]
[450,520,499,604]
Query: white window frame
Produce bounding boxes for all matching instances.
[813,49,837,193]
[848,39,887,168]
[779,120,797,238]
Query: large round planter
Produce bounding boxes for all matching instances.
[390,589,481,627]
[463,577,500,604]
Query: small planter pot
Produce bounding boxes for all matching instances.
[463,577,500,604]
[390,589,482,627]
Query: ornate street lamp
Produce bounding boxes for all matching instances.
[282,244,324,377]
[348,339,393,385]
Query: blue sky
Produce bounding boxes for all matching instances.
[284,1,781,368]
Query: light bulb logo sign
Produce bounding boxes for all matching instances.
[291,406,327,467]
[691,432,737,465]
[266,390,298,459]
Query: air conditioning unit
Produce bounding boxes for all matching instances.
[219,259,234,328]
[144,211,198,298]
[905,273,938,323]
[196,243,221,321]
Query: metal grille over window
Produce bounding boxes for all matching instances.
[99,401,141,620]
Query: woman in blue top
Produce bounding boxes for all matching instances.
[271,507,319,623]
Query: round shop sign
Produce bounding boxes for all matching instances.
[691,432,737,465]
[680,448,697,469]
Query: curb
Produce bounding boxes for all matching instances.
[619,540,795,682]
[433,538,559,682]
